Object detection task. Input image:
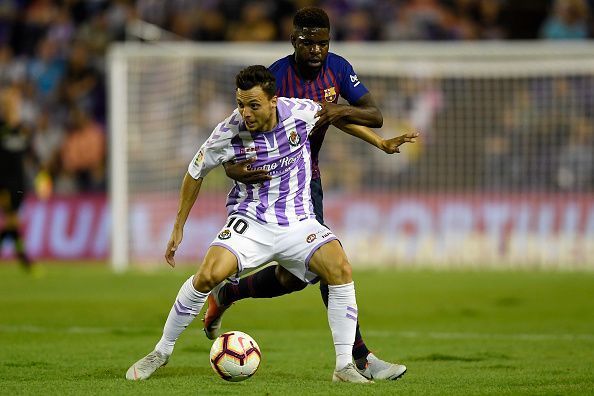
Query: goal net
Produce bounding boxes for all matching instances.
[108,42,594,271]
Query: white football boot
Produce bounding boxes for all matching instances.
[125,350,170,380]
[332,363,374,383]
[356,353,407,380]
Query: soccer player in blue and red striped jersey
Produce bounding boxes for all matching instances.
[205,7,414,381]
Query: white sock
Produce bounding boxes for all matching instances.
[327,282,358,370]
[154,275,208,356]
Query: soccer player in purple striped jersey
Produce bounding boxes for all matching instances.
[208,7,414,382]
[126,65,380,383]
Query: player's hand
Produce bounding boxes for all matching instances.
[313,102,346,132]
[165,227,183,268]
[34,169,53,200]
[223,158,272,184]
[381,131,420,154]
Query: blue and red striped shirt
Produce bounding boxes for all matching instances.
[269,53,369,179]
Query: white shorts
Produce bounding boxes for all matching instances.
[210,215,337,284]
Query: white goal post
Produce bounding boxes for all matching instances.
[108,42,594,272]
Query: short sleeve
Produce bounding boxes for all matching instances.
[337,58,369,104]
[187,118,236,179]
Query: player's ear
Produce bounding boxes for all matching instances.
[290,33,297,49]
[270,95,277,108]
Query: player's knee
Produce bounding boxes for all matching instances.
[193,272,221,293]
[194,260,222,292]
[275,266,307,292]
[326,256,352,285]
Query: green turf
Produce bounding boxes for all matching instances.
[1,264,593,395]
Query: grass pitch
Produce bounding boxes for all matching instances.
[1,264,593,395]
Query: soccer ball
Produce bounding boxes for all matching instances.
[209,331,261,382]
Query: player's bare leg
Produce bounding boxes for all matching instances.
[308,240,372,384]
[126,246,237,380]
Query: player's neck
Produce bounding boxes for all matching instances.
[294,59,320,81]
[298,66,320,81]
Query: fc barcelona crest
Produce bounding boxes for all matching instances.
[289,130,301,146]
[324,86,337,102]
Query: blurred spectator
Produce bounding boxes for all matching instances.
[46,5,75,56]
[484,88,537,190]
[0,1,19,45]
[476,0,506,39]
[540,0,590,39]
[59,41,103,122]
[193,8,227,41]
[135,0,168,27]
[226,2,277,41]
[335,9,379,41]
[31,108,64,178]
[557,117,594,190]
[0,44,26,84]
[77,9,112,58]
[13,0,59,56]
[59,107,105,192]
[17,81,40,128]
[392,0,450,40]
[26,38,64,101]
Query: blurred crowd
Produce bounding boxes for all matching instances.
[483,78,594,192]
[0,0,593,196]
[142,0,593,41]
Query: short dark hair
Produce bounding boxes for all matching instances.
[293,7,330,30]
[235,65,277,98]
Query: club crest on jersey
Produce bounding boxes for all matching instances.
[306,233,317,243]
[324,86,337,102]
[289,130,301,146]
[218,229,231,240]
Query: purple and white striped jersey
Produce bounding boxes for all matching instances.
[188,97,322,227]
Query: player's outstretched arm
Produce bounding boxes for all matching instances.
[333,121,420,154]
[165,173,203,268]
[314,93,382,130]
[381,131,420,154]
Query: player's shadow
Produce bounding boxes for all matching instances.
[88,366,212,380]
[415,351,512,362]
[150,366,212,379]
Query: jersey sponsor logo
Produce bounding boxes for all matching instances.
[218,229,231,240]
[350,74,361,87]
[321,232,332,239]
[247,150,302,176]
[289,130,301,147]
[306,233,317,243]
[323,86,337,102]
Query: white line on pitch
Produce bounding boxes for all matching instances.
[369,330,594,341]
[0,325,593,341]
